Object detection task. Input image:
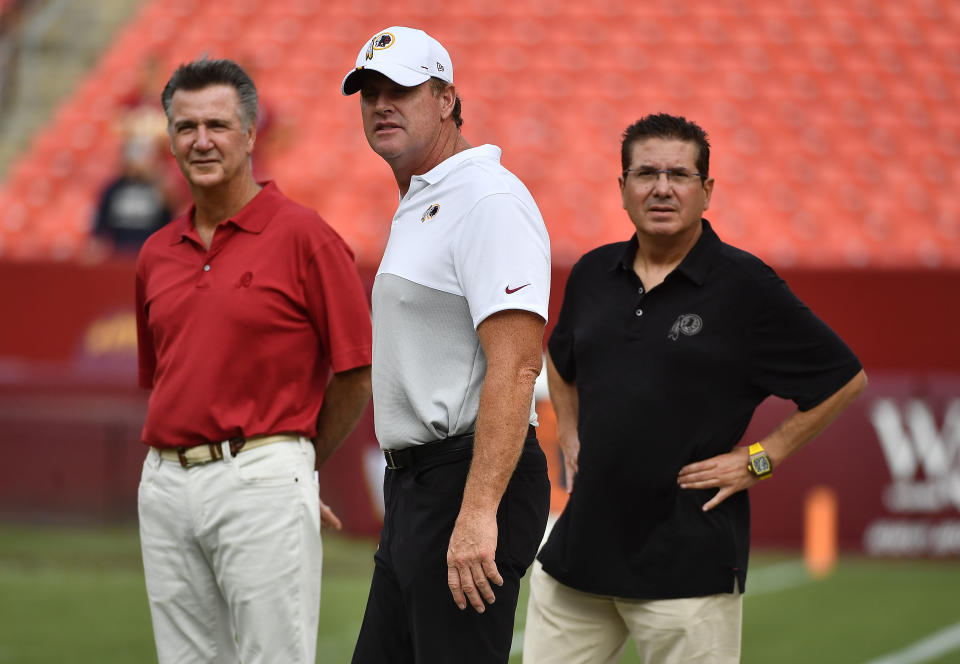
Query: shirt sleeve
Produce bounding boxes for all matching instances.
[135,259,156,389]
[547,259,583,383]
[749,268,863,411]
[453,193,551,328]
[304,235,373,374]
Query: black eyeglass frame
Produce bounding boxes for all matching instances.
[621,168,709,184]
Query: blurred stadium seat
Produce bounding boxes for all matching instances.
[0,0,957,267]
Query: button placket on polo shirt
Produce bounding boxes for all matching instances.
[626,274,677,337]
[633,274,647,325]
[634,284,646,318]
[195,225,233,290]
[196,258,212,289]
[612,260,646,335]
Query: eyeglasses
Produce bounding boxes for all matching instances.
[622,168,707,186]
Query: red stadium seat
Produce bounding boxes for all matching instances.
[0,0,958,267]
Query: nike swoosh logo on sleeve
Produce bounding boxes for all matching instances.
[505,284,530,294]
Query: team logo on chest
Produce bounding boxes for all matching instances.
[420,203,440,223]
[667,313,703,340]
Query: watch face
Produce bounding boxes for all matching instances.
[752,455,771,475]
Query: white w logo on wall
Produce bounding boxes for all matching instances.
[869,398,960,513]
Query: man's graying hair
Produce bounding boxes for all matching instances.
[161,59,258,130]
[621,113,710,177]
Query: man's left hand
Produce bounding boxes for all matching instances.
[446,511,502,613]
[677,447,757,511]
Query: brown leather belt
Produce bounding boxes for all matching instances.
[156,434,301,468]
[383,425,537,470]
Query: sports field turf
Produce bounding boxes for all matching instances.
[0,524,957,663]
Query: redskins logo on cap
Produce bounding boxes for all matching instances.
[366,32,396,60]
[420,203,440,223]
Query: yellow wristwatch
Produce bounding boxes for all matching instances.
[746,443,773,480]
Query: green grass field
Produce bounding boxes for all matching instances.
[0,524,958,663]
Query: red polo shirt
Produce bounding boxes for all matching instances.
[135,181,372,448]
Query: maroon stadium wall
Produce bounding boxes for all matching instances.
[1,259,958,555]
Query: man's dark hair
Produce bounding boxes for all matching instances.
[430,77,463,129]
[161,59,258,130]
[621,113,710,176]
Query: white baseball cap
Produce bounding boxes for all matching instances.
[341,26,453,96]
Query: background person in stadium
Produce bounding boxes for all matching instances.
[87,134,173,257]
[114,53,191,215]
[341,26,551,664]
[523,113,867,664]
[135,59,372,664]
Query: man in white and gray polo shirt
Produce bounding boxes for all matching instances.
[342,26,552,664]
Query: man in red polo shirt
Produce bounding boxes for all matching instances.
[135,59,372,664]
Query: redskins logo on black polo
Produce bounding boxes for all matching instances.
[667,313,703,341]
[420,203,440,223]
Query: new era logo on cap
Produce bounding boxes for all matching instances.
[342,26,454,95]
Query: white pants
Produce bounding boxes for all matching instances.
[523,561,742,664]
[138,439,322,664]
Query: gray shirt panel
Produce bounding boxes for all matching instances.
[372,273,487,449]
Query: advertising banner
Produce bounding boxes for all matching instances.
[1,260,958,555]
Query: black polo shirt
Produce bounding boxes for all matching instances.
[537,219,862,599]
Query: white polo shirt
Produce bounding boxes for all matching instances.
[372,144,551,449]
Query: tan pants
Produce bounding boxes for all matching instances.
[523,561,742,664]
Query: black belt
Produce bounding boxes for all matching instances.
[383,425,537,470]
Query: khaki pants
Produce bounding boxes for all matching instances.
[523,561,742,664]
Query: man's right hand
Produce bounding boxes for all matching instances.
[446,509,502,613]
[545,352,580,492]
[559,431,580,492]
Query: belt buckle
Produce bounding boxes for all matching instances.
[175,443,224,468]
[384,449,400,470]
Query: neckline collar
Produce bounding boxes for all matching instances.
[612,219,721,287]
[172,181,281,245]
[410,144,502,188]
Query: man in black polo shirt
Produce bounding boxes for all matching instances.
[522,114,867,664]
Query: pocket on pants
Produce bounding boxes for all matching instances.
[410,451,471,497]
[138,449,159,490]
[498,462,550,571]
[234,443,305,487]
